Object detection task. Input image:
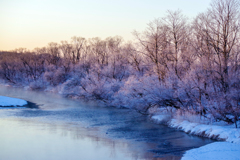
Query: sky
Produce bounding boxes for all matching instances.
[0,0,212,51]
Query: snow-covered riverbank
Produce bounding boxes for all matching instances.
[151,114,240,160]
[181,142,240,160]
[152,115,240,144]
[0,96,27,107]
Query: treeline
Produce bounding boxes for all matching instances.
[0,0,240,127]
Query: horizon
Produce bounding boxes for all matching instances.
[0,0,212,51]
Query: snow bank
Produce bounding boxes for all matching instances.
[169,119,240,144]
[152,115,240,159]
[0,96,27,107]
[181,142,240,160]
[152,115,240,144]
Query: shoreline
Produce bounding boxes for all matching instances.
[151,114,240,159]
[151,114,240,144]
[1,84,240,159]
[1,84,240,143]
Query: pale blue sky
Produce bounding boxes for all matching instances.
[0,0,212,50]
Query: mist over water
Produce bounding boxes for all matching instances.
[0,86,214,160]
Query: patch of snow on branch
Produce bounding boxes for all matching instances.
[0,96,27,107]
[181,142,240,160]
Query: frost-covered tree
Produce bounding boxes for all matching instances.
[133,19,169,81]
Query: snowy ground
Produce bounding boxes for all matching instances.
[169,119,240,143]
[151,115,240,160]
[152,115,240,144]
[0,96,27,107]
[181,142,240,160]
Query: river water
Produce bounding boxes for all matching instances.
[0,86,214,160]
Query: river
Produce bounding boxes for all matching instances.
[0,85,214,160]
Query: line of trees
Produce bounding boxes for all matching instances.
[0,0,239,127]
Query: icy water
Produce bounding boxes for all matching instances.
[0,86,214,160]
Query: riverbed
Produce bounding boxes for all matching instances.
[0,86,214,160]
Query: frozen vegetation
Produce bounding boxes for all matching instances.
[0,96,27,107]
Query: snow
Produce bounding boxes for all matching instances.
[152,115,240,144]
[0,96,27,107]
[152,115,240,160]
[181,142,240,160]
[169,119,240,144]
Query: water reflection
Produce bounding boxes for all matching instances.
[0,118,172,160]
[0,85,214,160]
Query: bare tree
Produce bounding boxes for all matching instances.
[33,47,47,54]
[194,0,240,92]
[163,10,189,79]
[46,42,61,66]
[133,19,169,81]
[59,41,73,60]
[123,42,143,73]
[19,53,45,81]
[13,48,29,53]
[88,37,108,65]
[71,36,86,63]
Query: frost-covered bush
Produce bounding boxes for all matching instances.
[113,75,179,112]
[29,78,48,90]
[44,65,71,86]
[61,68,124,106]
